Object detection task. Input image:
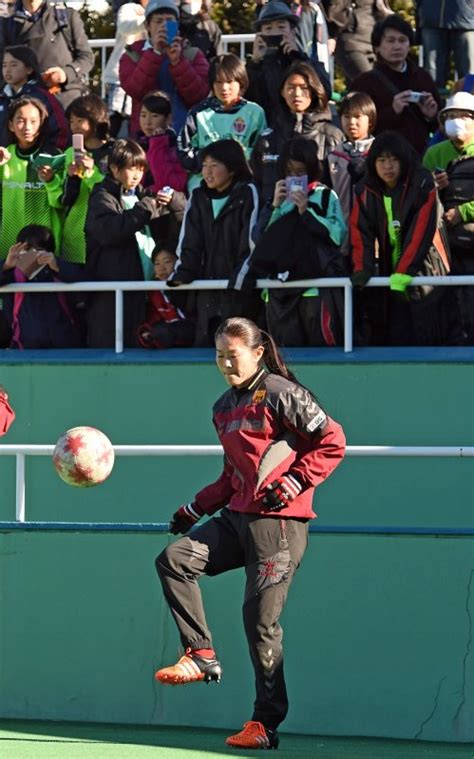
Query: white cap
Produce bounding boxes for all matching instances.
[439,91,474,119]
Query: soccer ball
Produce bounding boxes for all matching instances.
[53,426,115,487]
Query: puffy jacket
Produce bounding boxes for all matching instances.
[0,80,69,151]
[194,369,346,520]
[416,0,474,30]
[119,39,210,136]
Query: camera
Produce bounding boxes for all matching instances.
[263,34,283,48]
[408,91,423,103]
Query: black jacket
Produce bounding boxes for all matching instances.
[84,175,161,348]
[0,1,94,108]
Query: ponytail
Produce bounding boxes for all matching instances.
[260,329,298,383]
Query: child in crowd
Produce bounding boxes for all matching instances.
[85,138,163,348]
[0,45,69,151]
[327,92,376,251]
[138,90,187,193]
[0,224,82,349]
[138,242,195,348]
[0,97,63,260]
[38,94,115,265]
[237,137,347,346]
[168,139,263,346]
[178,53,267,190]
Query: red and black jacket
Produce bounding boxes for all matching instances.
[194,370,346,520]
[350,167,450,278]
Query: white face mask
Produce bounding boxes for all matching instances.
[444,117,469,140]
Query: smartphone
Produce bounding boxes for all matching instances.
[285,175,308,198]
[165,19,179,45]
[263,34,283,48]
[72,133,84,162]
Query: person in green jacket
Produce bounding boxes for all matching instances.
[0,96,62,259]
[38,94,115,264]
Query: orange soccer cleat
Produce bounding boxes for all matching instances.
[154,648,222,685]
[225,721,279,750]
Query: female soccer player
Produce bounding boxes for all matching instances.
[0,386,15,435]
[155,316,346,750]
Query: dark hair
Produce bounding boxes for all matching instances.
[339,91,377,133]
[209,53,249,96]
[16,224,55,252]
[277,136,321,182]
[3,45,41,81]
[140,89,171,117]
[214,317,299,383]
[371,14,414,49]
[108,138,148,171]
[365,131,419,185]
[152,242,177,262]
[201,139,252,182]
[7,96,49,145]
[66,94,110,141]
[280,61,328,113]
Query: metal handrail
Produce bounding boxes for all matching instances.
[0,443,472,526]
[1,275,473,354]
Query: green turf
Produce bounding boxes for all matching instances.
[1,722,473,759]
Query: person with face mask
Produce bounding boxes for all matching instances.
[423,92,474,343]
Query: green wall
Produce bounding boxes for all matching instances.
[0,359,473,741]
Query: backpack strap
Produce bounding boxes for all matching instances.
[51,2,74,55]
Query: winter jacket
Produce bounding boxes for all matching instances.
[0,394,15,435]
[350,167,450,279]
[177,96,267,175]
[350,59,440,155]
[246,48,331,127]
[140,130,188,193]
[251,109,344,203]
[85,175,161,347]
[170,179,263,345]
[119,38,210,136]
[0,144,63,259]
[416,0,474,30]
[194,369,346,520]
[103,1,146,86]
[0,258,83,348]
[423,138,474,224]
[0,0,94,108]
[0,80,69,151]
[327,137,374,249]
[322,0,392,43]
[138,288,195,348]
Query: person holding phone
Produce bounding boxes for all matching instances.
[119,0,210,136]
[246,1,331,128]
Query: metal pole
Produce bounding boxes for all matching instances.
[344,282,353,352]
[115,288,124,354]
[15,453,25,522]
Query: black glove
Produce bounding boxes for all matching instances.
[169,502,205,534]
[262,473,303,512]
[350,270,372,289]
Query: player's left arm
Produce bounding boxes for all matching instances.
[0,386,15,436]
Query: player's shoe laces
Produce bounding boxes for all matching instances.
[154,648,222,685]
[225,721,279,750]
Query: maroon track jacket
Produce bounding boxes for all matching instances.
[194,369,346,520]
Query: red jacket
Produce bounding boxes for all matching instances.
[146,133,188,193]
[119,40,210,136]
[194,370,346,520]
[0,395,15,436]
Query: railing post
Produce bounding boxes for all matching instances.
[16,453,25,522]
[344,282,353,353]
[101,47,107,99]
[115,288,124,354]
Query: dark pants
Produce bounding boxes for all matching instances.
[155,508,308,730]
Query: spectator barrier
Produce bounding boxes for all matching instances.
[0,442,473,533]
[90,35,255,98]
[1,275,472,353]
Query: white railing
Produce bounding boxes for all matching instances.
[0,443,473,526]
[90,35,255,98]
[1,276,473,354]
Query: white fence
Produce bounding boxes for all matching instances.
[90,35,255,98]
[0,443,473,531]
[1,275,473,353]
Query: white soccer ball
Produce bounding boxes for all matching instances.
[53,426,115,487]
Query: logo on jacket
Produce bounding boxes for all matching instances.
[233,117,246,135]
[251,389,266,405]
[306,409,327,432]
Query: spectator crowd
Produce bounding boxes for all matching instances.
[0,0,473,349]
